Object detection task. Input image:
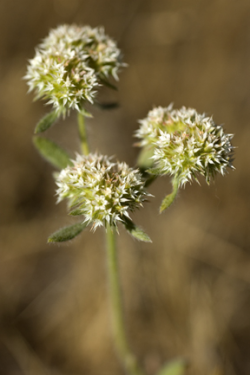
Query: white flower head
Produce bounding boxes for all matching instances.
[136,105,234,186]
[55,153,149,231]
[135,104,175,147]
[25,25,126,116]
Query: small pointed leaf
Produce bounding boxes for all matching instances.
[35,111,58,134]
[160,179,179,213]
[99,78,118,91]
[137,146,155,169]
[69,208,83,216]
[157,358,188,375]
[48,222,88,243]
[144,175,157,188]
[33,137,73,169]
[124,218,152,243]
[147,167,162,176]
[160,193,176,213]
[79,108,93,118]
[94,101,119,110]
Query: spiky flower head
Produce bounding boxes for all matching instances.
[25,25,125,116]
[136,105,234,186]
[55,153,148,231]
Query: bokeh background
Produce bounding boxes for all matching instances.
[0,0,250,374]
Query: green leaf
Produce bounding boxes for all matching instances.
[137,146,155,170]
[48,222,88,243]
[79,108,93,118]
[136,147,158,187]
[69,208,83,216]
[144,175,158,188]
[123,218,152,243]
[35,110,59,134]
[94,101,119,110]
[146,167,162,176]
[160,178,179,213]
[99,77,118,91]
[160,193,176,213]
[157,358,188,375]
[33,136,73,169]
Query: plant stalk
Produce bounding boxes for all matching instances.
[78,112,89,155]
[106,225,145,375]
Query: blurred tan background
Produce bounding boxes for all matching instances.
[0,0,250,374]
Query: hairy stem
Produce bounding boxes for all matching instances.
[106,225,145,375]
[78,112,89,155]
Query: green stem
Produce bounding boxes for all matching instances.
[78,112,89,155]
[106,225,146,375]
[159,177,179,213]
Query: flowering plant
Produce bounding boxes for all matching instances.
[136,105,234,212]
[26,24,235,375]
[25,24,125,121]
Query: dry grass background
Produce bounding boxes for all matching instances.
[0,0,250,374]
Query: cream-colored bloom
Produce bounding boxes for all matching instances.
[25,25,125,116]
[55,154,149,231]
[136,105,234,186]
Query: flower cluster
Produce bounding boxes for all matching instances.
[55,153,148,230]
[136,105,234,186]
[25,25,125,116]
[135,104,177,147]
